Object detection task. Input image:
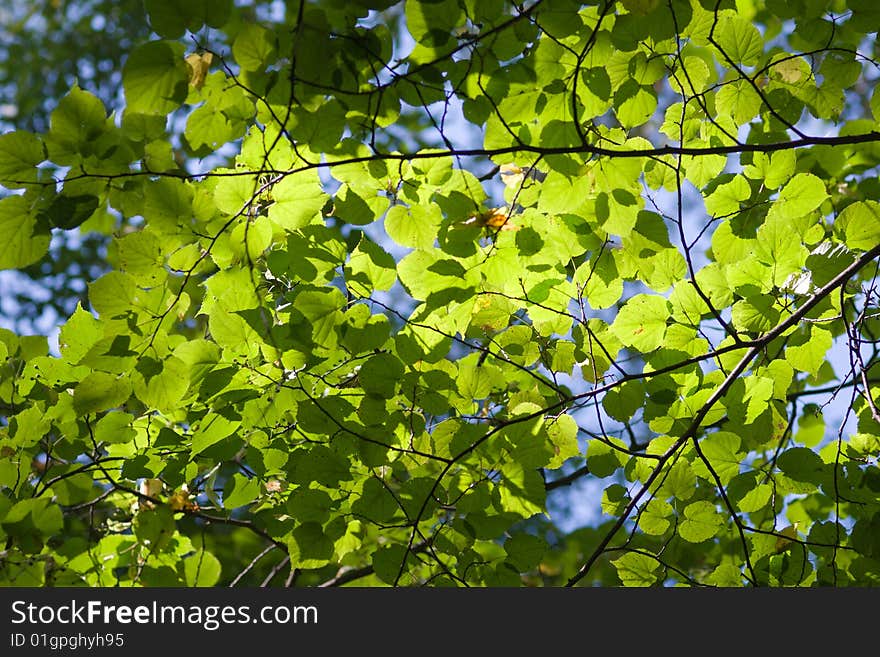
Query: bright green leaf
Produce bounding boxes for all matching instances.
[0,196,50,270]
[678,500,723,543]
[612,551,661,586]
[184,550,222,587]
[123,40,188,115]
[0,131,45,187]
[610,294,670,352]
[73,372,131,416]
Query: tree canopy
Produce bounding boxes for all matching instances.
[1,0,880,587]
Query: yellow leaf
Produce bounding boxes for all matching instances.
[484,207,510,228]
[137,477,162,511]
[140,477,163,498]
[186,52,214,89]
[168,484,197,512]
[476,206,519,231]
[774,522,800,553]
[771,58,808,84]
[458,206,519,232]
[500,164,524,188]
[167,489,188,511]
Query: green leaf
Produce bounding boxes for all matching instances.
[9,406,51,448]
[768,173,828,220]
[603,380,645,422]
[145,0,231,38]
[669,279,707,325]
[229,215,273,262]
[871,83,880,122]
[184,550,222,587]
[470,293,515,332]
[352,478,399,523]
[373,543,409,584]
[345,236,397,295]
[59,302,103,364]
[287,488,332,524]
[457,362,502,401]
[743,375,774,424]
[0,196,50,270]
[397,250,472,302]
[191,412,239,455]
[185,104,232,151]
[764,150,796,189]
[73,372,131,416]
[737,483,772,513]
[113,229,164,284]
[776,447,826,485]
[213,170,258,216]
[705,175,751,217]
[707,563,744,586]
[88,272,137,318]
[47,85,106,160]
[805,242,854,287]
[233,24,277,71]
[837,200,880,251]
[173,340,220,388]
[731,295,779,333]
[503,403,552,468]
[222,473,261,509]
[713,16,763,66]
[545,414,579,468]
[269,171,326,231]
[786,327,832,375]
[39,193,100,230]
[93,411,137,445]
[716,81,762,124]
[405,0,462,49]
[385,203,440,250]
[145,0,188,38]
[586,438,627,478]
[505,533,548,571]
[692,431,742,485]
[660,460,696,502]
[678,500,723,543]
[132,356,189,411]
[499,461,545,517]
[1,499,63,553]
[294,287,346,347]
[576,249,623,310]
[610,294,669,351]
[0,131,45,187]
[333,185,389,226]
[640,499,673,536]
[795,404,825,447]
[612,552,661,586]
[359,352,405,399]
[601,483,629,516]
[289,522,335,569]
[143,177,193,231]
[132,504,177,551]
[682,151,726,187]
[615,83,657,128]
[290,444,351,487]
[123,40,188,115]
[845,433,880,460]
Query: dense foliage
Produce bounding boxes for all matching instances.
[2,0,880,587]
